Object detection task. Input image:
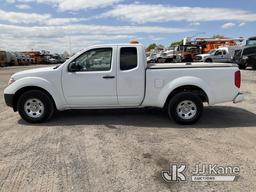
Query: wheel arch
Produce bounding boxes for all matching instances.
[13,86,57,111]
[205,58,213,62]
[157,76,214,108]
[163,85,209,109]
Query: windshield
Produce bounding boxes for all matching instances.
[208,49,216,55]
[247,40,256,46]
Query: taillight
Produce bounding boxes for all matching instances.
[235,70,241,88]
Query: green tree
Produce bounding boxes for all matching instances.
[147,43,157,50]
[170,40,183,47]
[212,34,225,39]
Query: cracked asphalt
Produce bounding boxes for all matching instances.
[0,65,256,192]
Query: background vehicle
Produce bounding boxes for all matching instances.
[246,36,256,46]
[147,50,176,63]
[195,47,236,63]
[4,43,243,125]
[195,37,238,53]
[0,51,18,67]
[147,52,160,63]
[174,45,201,62]
[232,46,256,69]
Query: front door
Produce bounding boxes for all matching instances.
[62,47,118,107]
[212,50,223,62]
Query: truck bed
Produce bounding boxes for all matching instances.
[147,62,238,69]
[143,62,239,108]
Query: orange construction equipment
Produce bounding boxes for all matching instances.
[195,38,237,53]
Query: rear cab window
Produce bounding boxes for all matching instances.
[120,47,138,70]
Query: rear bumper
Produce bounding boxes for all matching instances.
[233,92,244,103]
[4,94,14,108]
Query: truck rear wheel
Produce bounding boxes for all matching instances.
[168,92,203,125]
[17,90,54,123]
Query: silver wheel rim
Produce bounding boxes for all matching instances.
[24,98,45,118]
[176,100,197,120]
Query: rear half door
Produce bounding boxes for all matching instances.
[222,50,230,62]
[117,46,145,106]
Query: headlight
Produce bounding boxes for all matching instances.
[8,78,15,86]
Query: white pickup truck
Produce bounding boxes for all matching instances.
[4,43,244,124]
[195,47,235,63]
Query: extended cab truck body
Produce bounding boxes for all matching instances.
[4,44,244,124]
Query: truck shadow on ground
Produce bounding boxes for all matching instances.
[18,106,256,128]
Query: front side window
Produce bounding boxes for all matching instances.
[215,50,222,56]
[70,48,112,72]
[120,47,137,70]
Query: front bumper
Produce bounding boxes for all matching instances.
[4,94,14,108]
[233,92,244,103]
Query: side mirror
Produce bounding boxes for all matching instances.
[68,61,80,72]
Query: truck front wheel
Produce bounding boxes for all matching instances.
[205,58,212,62]
[168,92,203,125]
[17,90,54,123]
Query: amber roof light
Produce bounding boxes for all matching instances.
[129,39,139,44]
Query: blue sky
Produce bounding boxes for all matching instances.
[0,0,256,53]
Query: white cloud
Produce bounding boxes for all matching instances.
[239,22,246,27]
[5,0,15,3]
[0,23,194,52]
[222,22,236,29]
[190,22,200,26]
[16,4,31,9]
[0,23,194,37]
[7,0,121,11]
[0,9,50,24]
[102,4,256,24]
[57,0,122,11]
[148,35,164,41]
[0,9,84,25]
[45,18,83,25]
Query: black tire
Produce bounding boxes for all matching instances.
[205,58,212,62]
[167,92,203,125]
[156,58,164,63]
[17,90,55,123]
[238,64,246,70]
[182,58,193,62]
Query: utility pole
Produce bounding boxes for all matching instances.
[68,36,72,56]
